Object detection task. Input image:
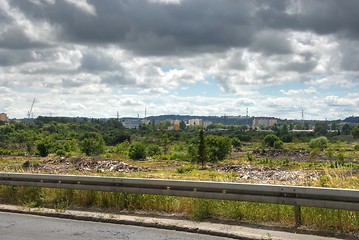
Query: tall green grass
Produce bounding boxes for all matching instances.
[0,185,358,235]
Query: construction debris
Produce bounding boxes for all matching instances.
[213,164,321,184]
[28,157,151,173]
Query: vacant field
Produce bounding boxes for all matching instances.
[1,143,358,238]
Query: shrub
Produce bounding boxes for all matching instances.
[128,142,146,160]
[309,136,329,150]
[146,144,161,157]
[176,165,195,174]
[281,134,293,143]
[206,135,232,162]
[114,141,130,155]
[354,144,359,151]
[273,140,283,149]
[36,139,51,157]
[80,134,105,156]
[231,138,242,148]
[263,134,280,148]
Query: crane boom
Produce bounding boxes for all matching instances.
[27,98,36,119]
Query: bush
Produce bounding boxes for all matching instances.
[263,134,280,148]
[231,138,242,148]
[80,134,105,156]
[114,141,130,155]
[309,136,329,150]
[176,165,195,174]
[146,144,161,157]
[354,144,359,151]
[273,140,283,149]
[128,142,146,160]
[36,139,51,157]
[206,135,231,162]
[281,134,293,143]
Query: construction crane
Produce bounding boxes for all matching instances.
[27,98,36,119]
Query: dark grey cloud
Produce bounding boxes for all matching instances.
[8,0,255,55]
[80,51,119,72]
[6,0,359,57]
[101,73,135,87]
[0,26,49,49]
[250,30,293,55]
[299,0,359,37]
[0,49,36,66]
[339,41,359,72]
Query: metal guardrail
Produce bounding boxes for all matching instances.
[0,172,358,225]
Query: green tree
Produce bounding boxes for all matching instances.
[351,124,359,139]
[341,123,352,135]
[80,133,105,156]
[205,135,231,162]
[146,144,161,157]
[263,134,280,148]
[128,142,147,160]
[162,133,170,155]
[314,122,329,136]
[179,120,186,131]
[197,129,207,168]
[36,139,51,157]
[309,136,329,150]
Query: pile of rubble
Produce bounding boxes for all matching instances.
[24,157,150,173]
[253,149,310,157]
[213,164,321,184]
[252,149,317,161]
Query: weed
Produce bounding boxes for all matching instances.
[176,165,195,174]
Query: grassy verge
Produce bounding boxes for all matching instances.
[0,183,358,237]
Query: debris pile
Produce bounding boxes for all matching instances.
[253,149,310,157]
[28,157,150,173]
[214,164,321,184]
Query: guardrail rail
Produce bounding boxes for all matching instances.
[0,172,358,225]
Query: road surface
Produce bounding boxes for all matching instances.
[0,212,234,240]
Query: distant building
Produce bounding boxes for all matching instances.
[173,120,181,131]
[188,118,203,126]
[252,117,277,128]
[187,118,212,128]
[121,119,140,129]
[0,113,9,122]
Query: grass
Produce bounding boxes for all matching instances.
[0,142,359,237]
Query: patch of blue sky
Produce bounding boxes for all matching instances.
[161,66,184,72]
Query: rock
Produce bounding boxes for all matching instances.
[22,160,30,168]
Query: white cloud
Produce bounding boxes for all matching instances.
[65,0,97,16]
[280,87,317,95]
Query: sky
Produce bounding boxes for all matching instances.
[0,0,358,120]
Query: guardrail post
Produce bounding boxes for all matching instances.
[294,206,301,226]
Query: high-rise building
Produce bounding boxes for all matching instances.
[252,117,277,128]
[0,113,9,122]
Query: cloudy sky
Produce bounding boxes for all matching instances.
[1,0,358,120]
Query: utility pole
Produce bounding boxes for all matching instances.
[27,98,36,119]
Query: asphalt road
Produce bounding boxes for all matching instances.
[0,212,234,240]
